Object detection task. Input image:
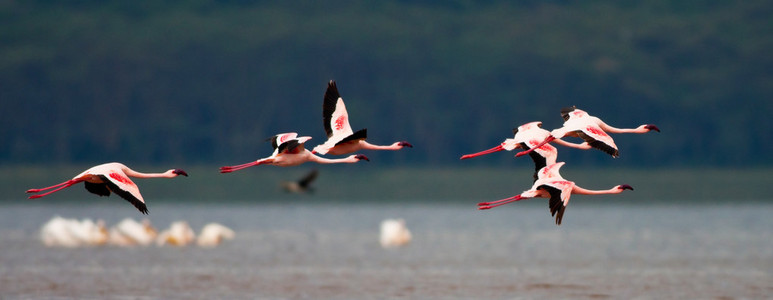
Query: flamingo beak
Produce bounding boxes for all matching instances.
[398,141,413,148]
[173,169,189,177]
[355,154,370,161]
[644,124,660,132]
[618,184,634,190]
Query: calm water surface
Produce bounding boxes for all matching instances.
[0,200,771,299]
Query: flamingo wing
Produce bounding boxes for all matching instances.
[322,80,354,139]
[278,140,301,154]
[519,142,548,182]
[298,169,319,188]
[578,125,618,157]
[539,180,574,225]
[278,136,311,154]
[270,133,299,150]
[335,128,367,146]
[96,174,148,215]
[84,181,111,197]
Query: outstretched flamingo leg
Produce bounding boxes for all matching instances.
[220,160,272,173]
[27,179,84,199]
[515,136,555,157]
[477,195,525,210]
[460,145,505,160]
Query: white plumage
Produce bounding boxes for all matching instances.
[196,223,236,248]
[379,218,412,248]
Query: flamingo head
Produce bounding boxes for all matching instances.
[354,154,370,162]
[617,184,634,191]
[643,124,660,132]
[397,141,413,148]
[172,169,189,177]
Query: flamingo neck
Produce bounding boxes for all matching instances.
[308,153,358,164]
[360,141,401,151]
[126,171,176,179]
[571,186,624,195]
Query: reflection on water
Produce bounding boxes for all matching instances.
[0,201,771,299]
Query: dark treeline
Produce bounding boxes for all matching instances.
[1,0,771,167]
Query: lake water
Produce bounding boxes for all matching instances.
[0,200,771,299]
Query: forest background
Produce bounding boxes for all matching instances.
[1,1,771,201]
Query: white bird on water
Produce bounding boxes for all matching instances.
[196,223,236,248]
[379,218,412,248]
[108,218,158,246]
[40,216,108,247]
[156,221,196,246]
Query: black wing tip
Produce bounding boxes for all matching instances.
[99,175,149,215]
[278,139,301,153]
[325,80,341,100]
[298,169,319,187]
[587,140,619,158]
[335,128,367,146]
[561,105,577,121]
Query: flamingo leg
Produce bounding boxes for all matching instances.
[26,181,72,193]
[477,195,524,210]
[220,160,271,173]
[515,136,555,157]
[27,179,84,199]
[460,145,505,160]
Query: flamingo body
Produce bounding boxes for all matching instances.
[26,162,188,214]
[220,132,369,173]
[554,108,619,157]
[460,121,589,181]
[517,106,660,158]
[478,162,633,225]
[312,80,412,155]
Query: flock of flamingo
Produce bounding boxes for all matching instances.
[461,106,659,224]
[26,80,660,239]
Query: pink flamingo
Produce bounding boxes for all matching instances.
[477,162,633,225]
[517,106,660,158]
[460,121,590,180]
[220,132,369,173]
[26,162,188,214]
[311,80,412,155]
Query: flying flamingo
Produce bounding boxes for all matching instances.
[516,106,660,158]
[477,162,633,225]
[26,162,188,215]
[460,121,591,181]
[311,80,412,155]
[220,132,369,173]
[280,169,318,194]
